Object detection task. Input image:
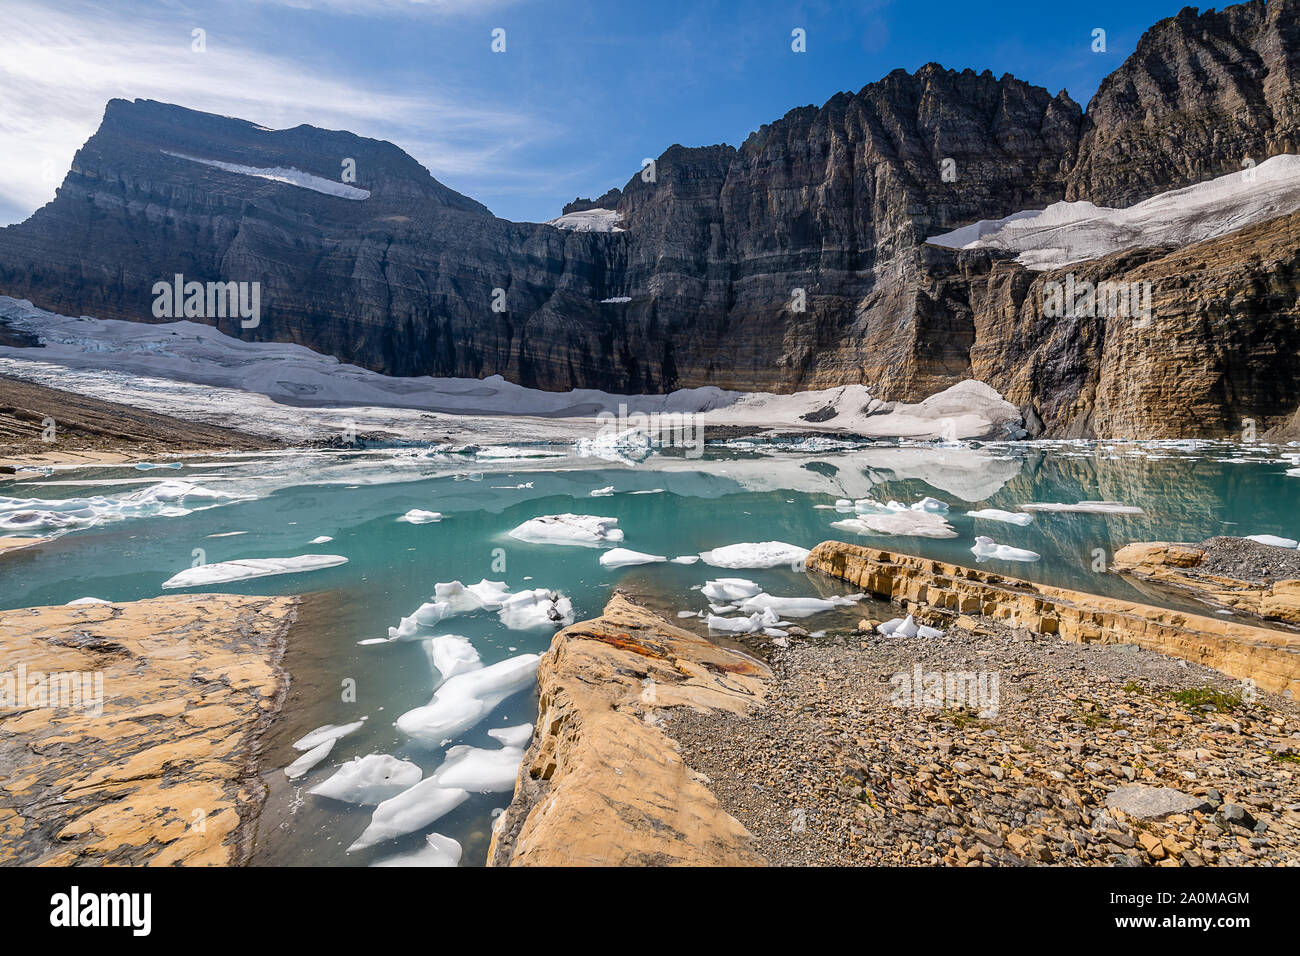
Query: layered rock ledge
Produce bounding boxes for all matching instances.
[805,541,1300,699]
[1113,540,1300,627]
[0,594,297,865]
[487,593,769,866]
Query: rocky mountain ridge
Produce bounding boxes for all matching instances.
[0,0,1296,438]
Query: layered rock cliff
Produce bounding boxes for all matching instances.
[0,0,1297,437]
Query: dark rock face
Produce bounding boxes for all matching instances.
[1068,0,1300,206]
[561,188,623,214]
[0,0,1297,439]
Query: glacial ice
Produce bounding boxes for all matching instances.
[396,653,541,746]
[497,588,574,629]
[347,779,470,852]
[387,601,452,640]
[508,514,624,546]
[1246,534,1300,549]
[698,541,811,568]
[0,480,242,534]
[284,739,334,780]
[399,509,442,523]
[599,547,667,568]
[293,719,366,751]
[971,536,1041,562]
[967,508,1034,526]
[737,592,862,618]
[831,511,957,538]
[706,607,785,634]
[1020,501,1144,515]
[487,724,533,748]
[308,754,423,805]
[370,832,463,867]
[162,150,372,200]
[162,553,348,588]
[422,635,482,680]
[433,579,511,612]
[590,485,614,496]
[877,615,945,639]
[701,578,762,603]
[429,742,526,792]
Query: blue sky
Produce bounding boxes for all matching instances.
[0,0,1201,225]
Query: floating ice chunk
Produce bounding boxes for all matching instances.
[293,719,365,751]
[575,427,656,464]
[370,832,463,868]
[832,511,957,538]
[590,486,614,497]
[834,499,854,510]
[709,603,737,613]
[737,592,862,618]
[308,754,423,805]
[1287,468,1300,477]
[599,547,667,568]
[1246,534,1300,549]
[387,601,452,640]
[422,635,482,680]
[971,536,1041,562]
[162,554,347,588]
[396,653,541,746]
[347,780,470,852]
[677,610,700,618]
[1020,501,1144,515]
[429,743,526,792]
[433,579,511,612]
[701,578,762,603]
[66,596,111,605]
[497,588,574,629]
[488,724,533,748]
[911,497,949,513]
[670,555,700,564]
[508,514,624,546]
[399,509,442,523]
[309,535,334,544]
[967,508,1034,526]
[285,739,334,780]
[698,541,810,568]
[707,607,783,634]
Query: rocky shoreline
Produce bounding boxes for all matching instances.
[0,594,297,865]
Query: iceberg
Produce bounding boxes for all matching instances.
[387,601,452,640]
[162,553,348,588]
[737,592,861,618]
[497,588,574,629]
[698,541,810,568]
[967,508,1034,526]
[284,739,334,780]
[396,653,541,746]
[347,779,469,852]
[971,536,1041,562]
[399,509,442,523]
[701,578,762,603]
[429,742,526,792]
[508,514,624,546]
[487,724,533,748]
[293,719,366,751]
[1246,534,1299,549]
[422,635,482,681]
[1020,501,1144,515]
[599,547,667,568]
[308,754,423,805]
[370,832,463,868]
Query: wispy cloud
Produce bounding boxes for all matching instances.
[0,0,548,223]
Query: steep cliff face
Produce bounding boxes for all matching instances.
[1068,0,1300,206]
[0,0,1297,438]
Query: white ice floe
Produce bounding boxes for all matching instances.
[1245,534,1300,549]
[497,588,574,629]
[926,154,1300,270]
[544,207,625,232]
[422,635,482,681]
[599,547,667,568]
[831,510,957,538]
[1020,501,1144,515]
[399,509,442,523]
[967,508,1034,526]
[162,553,347,588]
[347,779,469,852]
[970,536,1041,562]
[163,150,372,200]
[671,555,700,565]
[309,535,334,544]
[284,739,334,780]
[707,607,785,634]
[737,592,862,618]
[487,724,533,748]
[308,754,423,805]
[293,719,366,751]
[0,480,243,535]
[387,601,451,640]
[877,614,945,639]
[698,541,810,569]
[429,743,526,792]
[434,579,511,612]
[370,832,462,867]
[575,427,658,465]
[701,578,762,603]
[508,514,624,546]
[590,485,614,496]
[396,653,541,746]
[66,597,111,606]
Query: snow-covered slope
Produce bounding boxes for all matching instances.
[162,151,371,200]
[926,154,1300,270]
[544,208,625,232]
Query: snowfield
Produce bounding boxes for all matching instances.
[162,151,371,200]
[926,154,1300,270]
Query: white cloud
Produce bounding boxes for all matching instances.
[0,0,547,224]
